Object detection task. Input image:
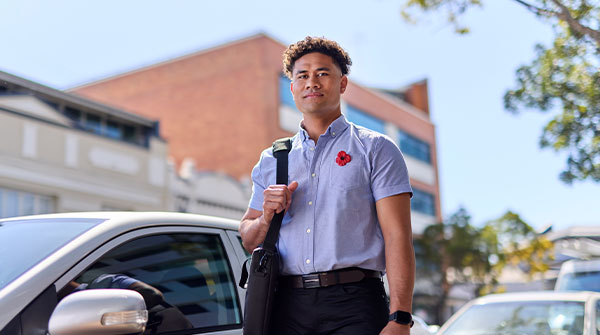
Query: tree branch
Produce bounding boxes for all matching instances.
[549,0,600,46]
[512,0,558,17]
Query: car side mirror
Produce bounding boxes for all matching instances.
[48,289,148,335]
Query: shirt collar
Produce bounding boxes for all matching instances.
[299,114,349,142]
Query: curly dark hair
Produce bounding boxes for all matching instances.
[282,36,352,79]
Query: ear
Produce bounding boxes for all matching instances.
[340,75,348,94]
[290,82,295,100]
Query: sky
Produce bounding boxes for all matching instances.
[1,0,598,231]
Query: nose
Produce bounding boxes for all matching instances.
[305,76,320,89]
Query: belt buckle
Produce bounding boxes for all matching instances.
[301,273,321,289]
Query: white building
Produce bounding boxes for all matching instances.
[0,71,169,217]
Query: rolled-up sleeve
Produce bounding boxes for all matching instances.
[248,151,267,211]
[370,136,413,201]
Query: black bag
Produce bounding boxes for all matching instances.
[240,137,292,335]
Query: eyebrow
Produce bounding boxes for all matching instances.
[294,67,332,75]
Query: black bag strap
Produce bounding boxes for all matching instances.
[262,137,292,252]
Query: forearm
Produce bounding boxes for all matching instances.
[385,234,415,312]
[239,214,269,253]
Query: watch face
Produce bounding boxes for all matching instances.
[389,311,413,325]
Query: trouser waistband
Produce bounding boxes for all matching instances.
[279,267,381,289]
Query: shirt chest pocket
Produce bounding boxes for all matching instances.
[328,157,369,190]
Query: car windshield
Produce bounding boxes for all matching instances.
[557,271,600,292]
[442,300,585,335]
[0,218,104,290]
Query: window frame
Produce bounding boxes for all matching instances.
[53,225,245,333]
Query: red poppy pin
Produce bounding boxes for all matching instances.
[336,151,351,166]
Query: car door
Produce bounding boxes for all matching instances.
[54,225,243,335]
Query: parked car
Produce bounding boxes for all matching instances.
[411,315,436,335]
[0,212,251,335]
[436,290,600,335]
[556,259,600,292]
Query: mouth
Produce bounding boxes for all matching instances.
[304,92,323,99]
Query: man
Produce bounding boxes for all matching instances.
[240,36,415,335]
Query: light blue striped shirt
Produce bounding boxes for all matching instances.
[249,115,412,275]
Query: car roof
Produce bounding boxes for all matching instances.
[472,290,600,304]
[0,211,241,231]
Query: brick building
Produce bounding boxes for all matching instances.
[71,33,441,232]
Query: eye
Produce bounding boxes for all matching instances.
[297,74,308,79]
[318,72,329,77]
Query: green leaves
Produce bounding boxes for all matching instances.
[402,0,600,183]
[415,208,554,302]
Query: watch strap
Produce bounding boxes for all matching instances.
[388,310,414,327]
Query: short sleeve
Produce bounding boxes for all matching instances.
[248,151,267,211]
[370,136,413,201]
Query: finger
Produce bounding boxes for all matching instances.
[264,199,285,214]
[288,181,299,192]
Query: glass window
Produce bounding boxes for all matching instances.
[123,124,138,144]
[398,130,431,163]
[4,190,19,218]
[84,114,102,135]
[75,233,242,332]
[557,271,600,292]
[105,120,122,140]
[64,107,82,124]
[279,75,295,108]
[237,236,251,258]
[443,300,585,335]
[0,187,54,219]
[412,188,436,216]
[0,218,103,290]
[345,104,386,134]
[596,301,600,333]
[22,194,34,216]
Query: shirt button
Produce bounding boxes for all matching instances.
[332,132,336,136]
[306,228,311,233]
[306,259,311,264]
[309,147,315,151]
[308,201,313,205]
[311,173,316,177]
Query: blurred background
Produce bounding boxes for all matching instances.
[0,0,598,326]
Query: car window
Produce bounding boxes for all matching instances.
[237,236,251,257]
[0,218,103,290]
[596,300,600,333]
[442,300,585,335]
[74,233,241,333]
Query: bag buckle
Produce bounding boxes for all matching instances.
[301,273,321,289]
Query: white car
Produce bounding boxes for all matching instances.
[0,212,251,335]
[556,259,600,292]
[436,290,600,335]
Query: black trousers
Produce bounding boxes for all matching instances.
[269,278,389,335]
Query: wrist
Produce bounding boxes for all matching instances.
[388,310,413,328]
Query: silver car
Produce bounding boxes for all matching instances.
[0,212,250,335]
[436,290,600,335]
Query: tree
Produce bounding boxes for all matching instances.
[402,0,600,183]
[415,208,553,324]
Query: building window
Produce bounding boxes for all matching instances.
[64,107,82,124]
[84,114,102,135]
[412,188,435,216]
[105,120,122,140]
[345,104,386,134]
[0,187,55,219]
[398,130,431,164]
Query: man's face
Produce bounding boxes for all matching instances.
[291,52,347,117]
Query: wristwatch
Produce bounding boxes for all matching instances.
[388,310,414,327]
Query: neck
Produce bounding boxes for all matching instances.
[302,112,341,144]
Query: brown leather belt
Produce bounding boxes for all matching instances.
[279,268,381,289]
